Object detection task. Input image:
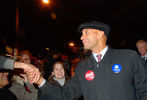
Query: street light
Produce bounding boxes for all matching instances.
[68,41,75,48]
[42,0,50,4]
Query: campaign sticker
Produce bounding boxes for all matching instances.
[112,64,122,73]
[85,70,95,81]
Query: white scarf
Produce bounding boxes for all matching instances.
[53,76,65,86]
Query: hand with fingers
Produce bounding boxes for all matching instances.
[23,63,41,84]
[14,62,41,84]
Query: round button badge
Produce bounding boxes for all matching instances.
[85,70,95,81]
[112,64,122,73]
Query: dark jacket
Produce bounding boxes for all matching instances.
[0,87,17,100]
[38,47,147,100]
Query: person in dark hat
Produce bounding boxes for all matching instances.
[30,20,147,100]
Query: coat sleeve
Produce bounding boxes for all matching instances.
[0,56,14,70]
[38,74,82,100]
[133,53,147,100]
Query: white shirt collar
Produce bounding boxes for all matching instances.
[142,53,147,59]
[92,46,108,62]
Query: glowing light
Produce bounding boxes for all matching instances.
[50,12,57,20]
[42,0,50,4]
[46,48,50,51]
[69,42,75,47]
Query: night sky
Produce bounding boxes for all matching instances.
[0,0,147,57]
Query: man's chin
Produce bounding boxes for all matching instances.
[83,46,87,49]
[84,47,90,50]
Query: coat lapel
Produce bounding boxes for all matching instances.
[100,47,114,65]
[87,47,114,68]
[87,54,97,69]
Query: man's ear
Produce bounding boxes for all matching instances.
[98,31,105,39]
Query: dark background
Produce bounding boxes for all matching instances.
[0,0,147,57]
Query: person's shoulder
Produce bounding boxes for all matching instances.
[74,56,91,72]
[112,48,138,56]
[77,57,89,66]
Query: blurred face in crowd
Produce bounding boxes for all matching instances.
[0,72,9,88]
[80,28,100,52]
[21,54,31,64]
[52,63,65,80]
[136,42,147,56]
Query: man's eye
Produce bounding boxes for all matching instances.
[85,31,88,34]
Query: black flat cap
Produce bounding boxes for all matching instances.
[77,21,110,37]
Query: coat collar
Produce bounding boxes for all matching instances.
[88,47,114,68]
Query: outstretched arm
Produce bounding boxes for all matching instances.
[0,55,40,84]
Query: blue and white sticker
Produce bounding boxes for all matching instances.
[112,64,122,73]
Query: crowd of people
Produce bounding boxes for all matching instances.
[0,20,147,100]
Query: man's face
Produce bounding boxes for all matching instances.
[137,42,147,56]
[80,28,99,51]
[21,54,31,64]
[0,72,9,88]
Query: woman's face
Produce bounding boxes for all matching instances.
[0,72,9,88]
[52,63,65,79]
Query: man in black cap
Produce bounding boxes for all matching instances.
[33,21,147,100]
